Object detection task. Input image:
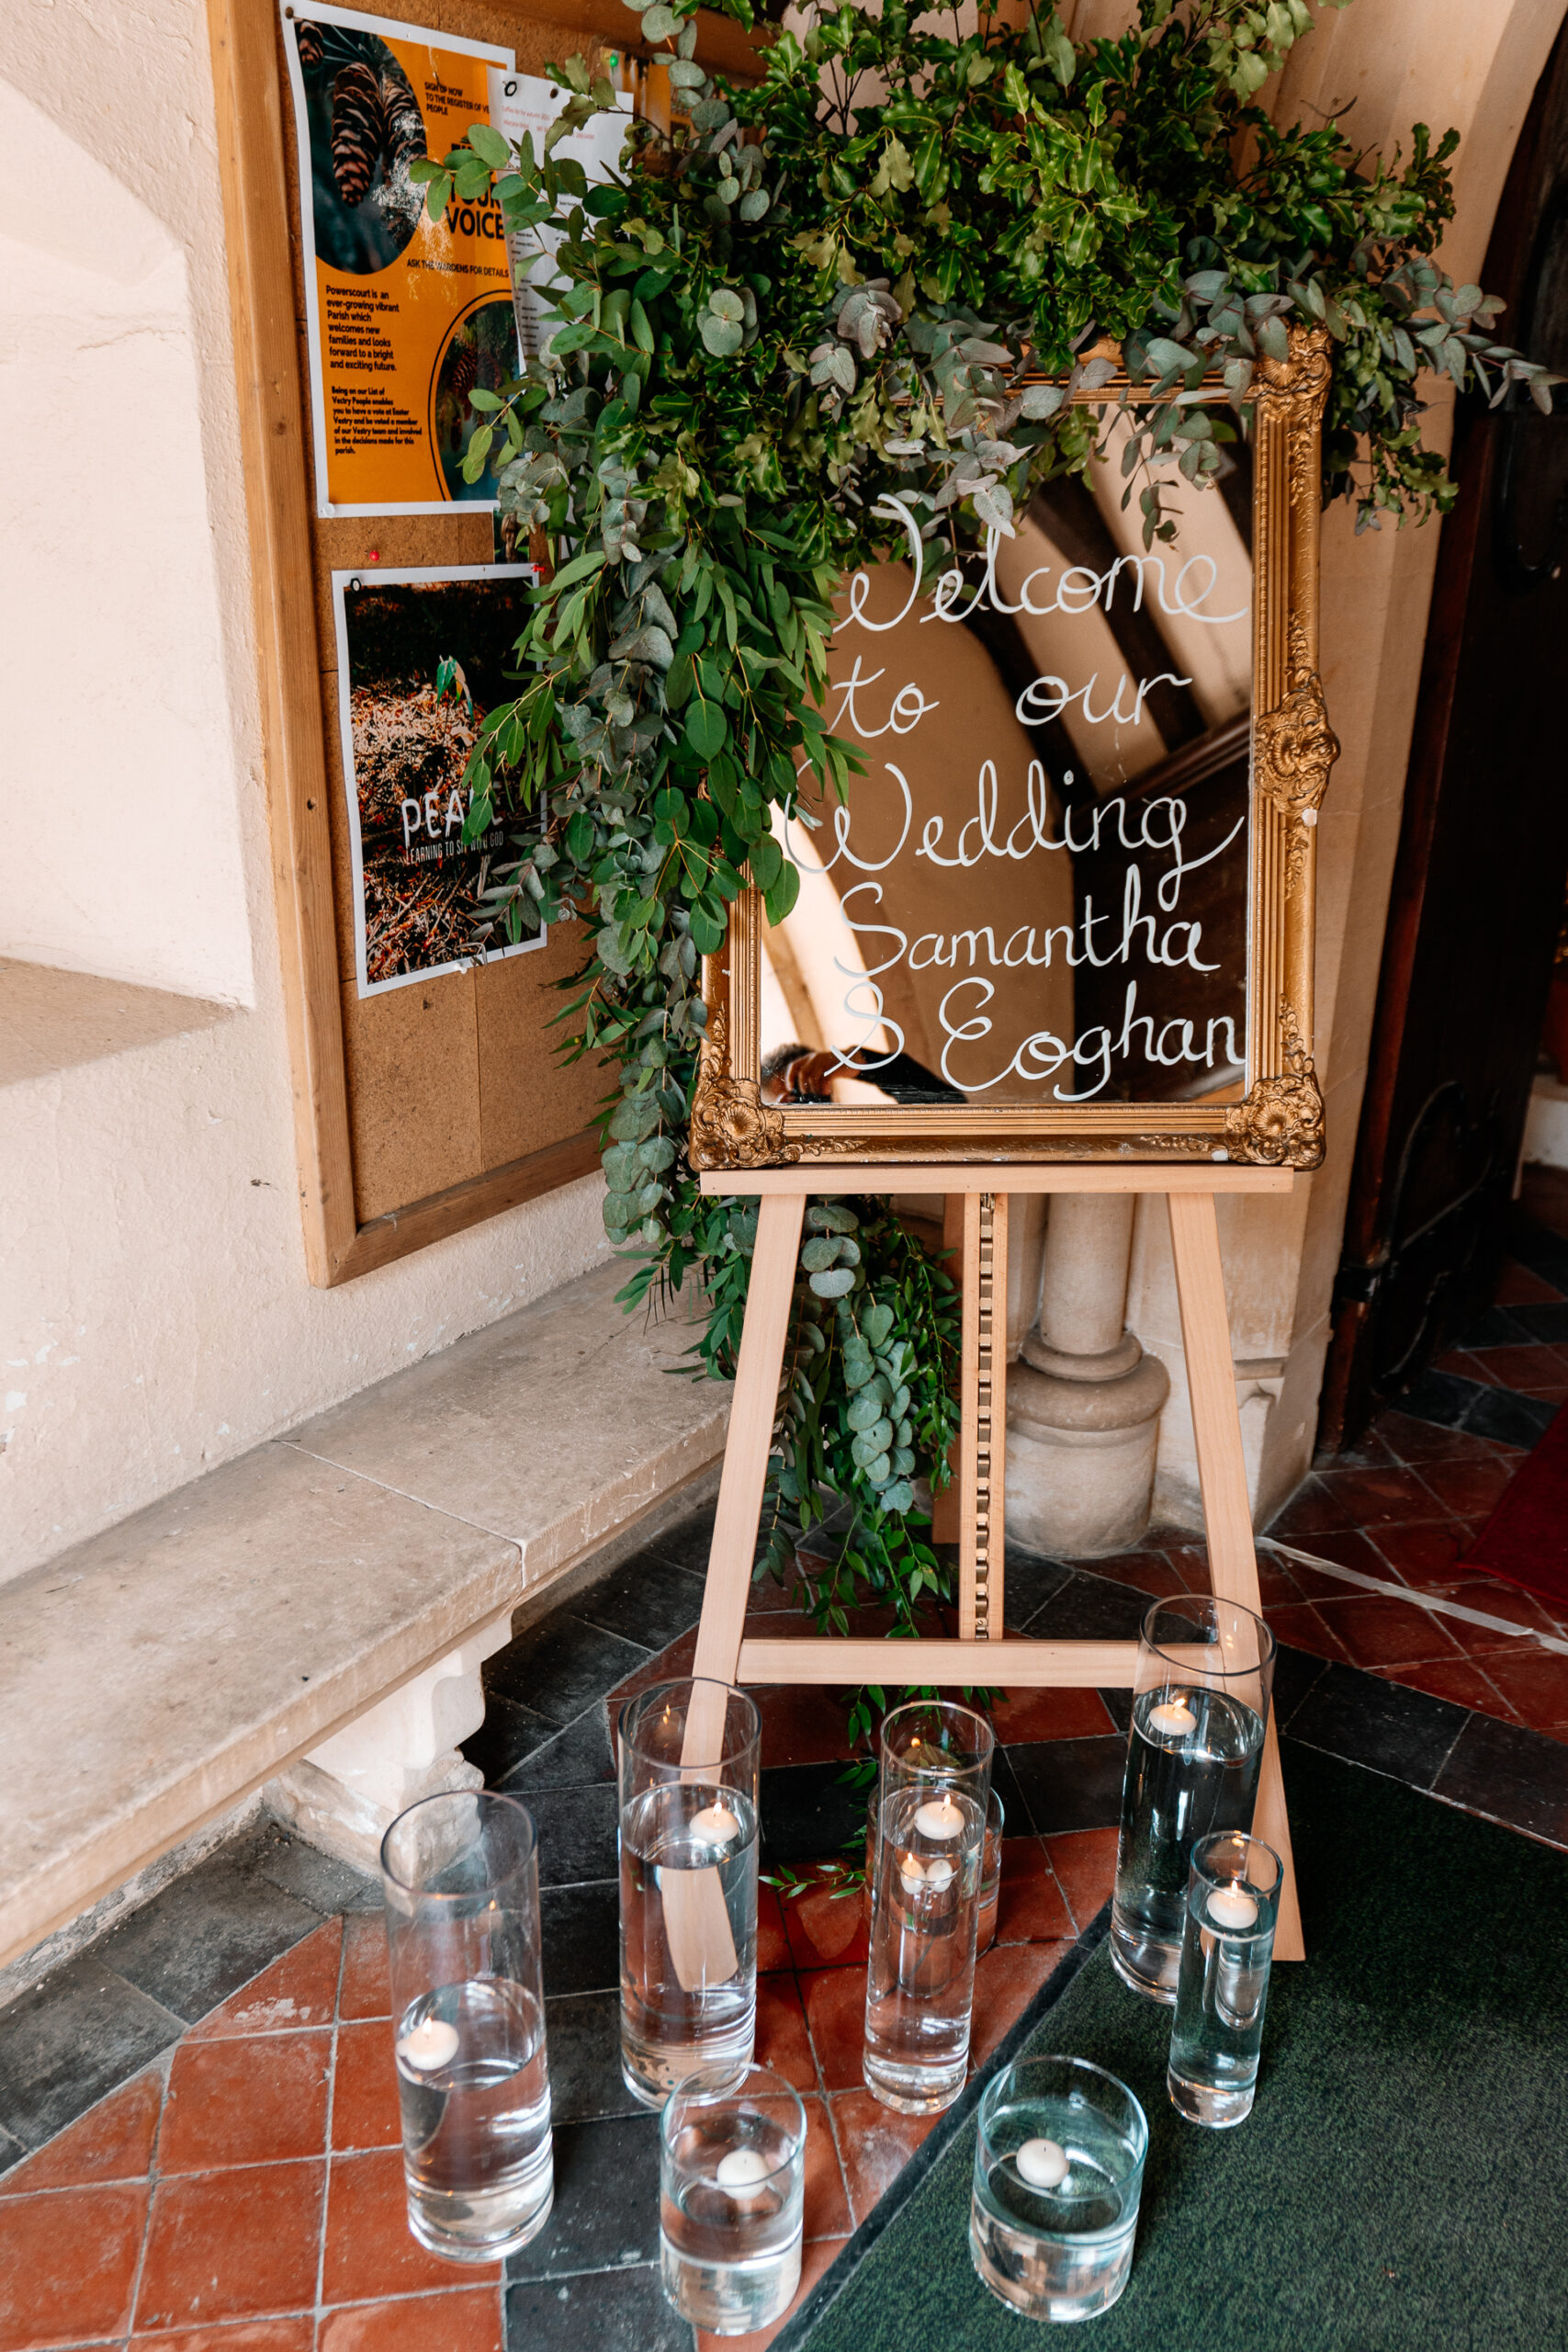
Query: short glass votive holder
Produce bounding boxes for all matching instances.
[1168,1830,1282,2128]
[1111,1593,1275,2004]
[863,1785,1004,1951]
[659,2064,806,2335]
[863,1700,994,2114]
[970,2054,1147,2324]
[380,1790,553,2262]
[618,1678,761,2109]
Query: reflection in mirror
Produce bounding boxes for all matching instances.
[758,406,1253,1115]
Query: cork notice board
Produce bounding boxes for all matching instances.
[205,0,761,1283]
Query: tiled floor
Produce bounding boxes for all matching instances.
[6,1212,1568,2349]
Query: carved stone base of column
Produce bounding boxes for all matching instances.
[263,1612,515,1875]
[1005,1350,1171,1558]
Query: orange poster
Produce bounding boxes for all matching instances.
[282,3,519,515]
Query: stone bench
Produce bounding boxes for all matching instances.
[0,1257,728,1979]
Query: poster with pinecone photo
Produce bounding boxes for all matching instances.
[281,2,521,514]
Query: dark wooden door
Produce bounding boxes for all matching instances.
[1319,21,1568,1451]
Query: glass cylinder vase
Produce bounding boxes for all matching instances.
[863,1699,994,2113]
[1111,1593,1275,2004]
[618,1678,761,2108]
[380,1789,554,2262]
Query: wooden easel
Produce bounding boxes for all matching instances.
[690,1162,1304,1962]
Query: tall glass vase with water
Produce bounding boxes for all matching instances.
[1111,1594,1275,2003]
[618,1678,761,2107]
[863,1700,994,2113]
[380,1790,554,2260]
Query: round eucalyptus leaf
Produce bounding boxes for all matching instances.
[699,311,745,356]
[809,1268,857,1299]
[708,288,745,322]
[640,5,681,36]
[739,188,770,221]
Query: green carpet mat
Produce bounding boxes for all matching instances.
[784,1748,1568,2351]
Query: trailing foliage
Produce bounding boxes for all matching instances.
[413,0,1555,1651]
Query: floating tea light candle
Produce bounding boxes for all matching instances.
[397,2016,459,2073]
[1207,1884,1259,1931]
[898,1850,927,1894]
[1015,2137,1070,2189]
[715,2145,773,2196]
[690,1801,739,1846]
[913,1791,964,1840]
[1149,1695,1198,1737]
[921,1856,954,1892]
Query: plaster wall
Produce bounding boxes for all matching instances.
[0,0,608,1579]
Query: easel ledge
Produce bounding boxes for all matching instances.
[698,1166,1295,1195]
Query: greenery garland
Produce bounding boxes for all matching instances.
[414,0,1554,1649]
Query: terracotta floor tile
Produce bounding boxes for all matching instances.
[798,1969,868,2094]
[969,1944,1065,2070]
[1373,1657,1519,1719]
[985,1686,1114,1745]
[1458,1342,1568,1390]
[1432,1349,1500,1385]
[338,1917,391,2023]
[1416,1456,1518,1521]
[331,2019,401,2152]
[753,1976,818,2094]
[829,2089,935,2226]
[190,1920,344,2041]
[0,2181,149,2347]
[321,2150,501,2305]
[1366,1519,1475,1591]
[135,2162,323,2332]
[317,2289,503,2352]
[1495,1260,1562,1306]
[796,2096,852,2241]
[1374,1411,1499,1466]
[755,1886,793,1974]
[131,2322,315,2351]
[1273,1465,1444,1536]
[1312,1593,1465,1671]
[1439,1576,1566,1640]
[1274,1527,1393,1590]
[0,2068,163,2197]
[1042,1828,1118,1932]
[756,1683,859,1770]
[992,1838,1074,1945]
[158,2033,331,2175]
[1463,1644,1568,1736]
[780,1871,870,1973]
[695,2232,847,2352]
[1262,1600,1349,1665]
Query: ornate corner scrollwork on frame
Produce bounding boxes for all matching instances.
[687,1004,797,1170]
[1226,1000,1325,1169]
[1255,614,1340,894]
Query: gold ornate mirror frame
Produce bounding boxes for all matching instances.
[690,324,1337,1174]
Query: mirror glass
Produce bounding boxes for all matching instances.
[759,407,1253,1114]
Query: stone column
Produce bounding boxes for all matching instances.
[1005,1195,1169,1556]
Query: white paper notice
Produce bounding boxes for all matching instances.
[486,73,633,359]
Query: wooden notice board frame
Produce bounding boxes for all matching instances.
[203,0,763,1284]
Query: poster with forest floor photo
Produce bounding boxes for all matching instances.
[333,565,541,994]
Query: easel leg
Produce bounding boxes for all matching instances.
[691,1192,807,1692]
[1168,1192,1305,1962]
[958,1193,1007,1639]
